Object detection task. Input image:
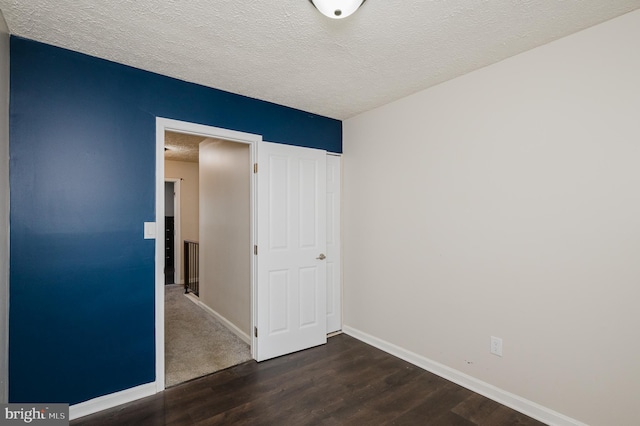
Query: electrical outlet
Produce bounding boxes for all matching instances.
[490,336,503,357]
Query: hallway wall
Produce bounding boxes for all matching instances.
[199,139,251,337]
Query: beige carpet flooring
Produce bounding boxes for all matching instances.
[164,284,252,387]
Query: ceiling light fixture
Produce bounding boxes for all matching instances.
[309,0,366,19]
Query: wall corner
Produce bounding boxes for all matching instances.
[0,6,11,404]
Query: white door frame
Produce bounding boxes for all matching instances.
[155,117,260,392]
[164,178,181,284]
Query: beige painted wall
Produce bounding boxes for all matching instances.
[199,139,251,336]
[165,160,199,284]
[343,9,640,426]
[0,8,9,404]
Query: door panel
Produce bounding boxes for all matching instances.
[299,267,319,326]
[257,142,327,361]
[268,270,289,333]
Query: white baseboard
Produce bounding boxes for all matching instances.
[69,382,156,420]
[342,326,586,426]
[187,295,251,345]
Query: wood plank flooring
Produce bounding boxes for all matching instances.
[71,334,546,425]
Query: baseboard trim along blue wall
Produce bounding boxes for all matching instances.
[8,36,341,405]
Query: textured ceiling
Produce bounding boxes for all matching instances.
[164,131,206,163]
[1,1,639,119]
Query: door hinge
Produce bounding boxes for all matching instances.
[253,163,258,174]
[254,326,258,338]
[254,245,258,255]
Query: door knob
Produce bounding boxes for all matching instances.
[316,253,326,260]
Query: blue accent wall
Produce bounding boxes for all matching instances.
[9,36,341,405]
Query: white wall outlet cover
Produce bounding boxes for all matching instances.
[144,222,156,239]
[490,336,503,357]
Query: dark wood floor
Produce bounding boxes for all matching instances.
[72,334,546,425]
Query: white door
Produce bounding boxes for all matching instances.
[326,154,342,333]
[256,141,327,361]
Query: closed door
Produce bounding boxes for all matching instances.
[326,154,342,333]
[256,142,327,361]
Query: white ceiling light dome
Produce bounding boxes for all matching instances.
[309,0,366,19]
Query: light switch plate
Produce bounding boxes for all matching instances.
[144,222,156,239]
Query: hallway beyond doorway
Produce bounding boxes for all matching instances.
[164,285,251,387]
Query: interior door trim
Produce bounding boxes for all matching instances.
[155,117,260,393]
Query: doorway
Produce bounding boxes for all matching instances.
[155,118,338,392]
[155,118,259,392]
